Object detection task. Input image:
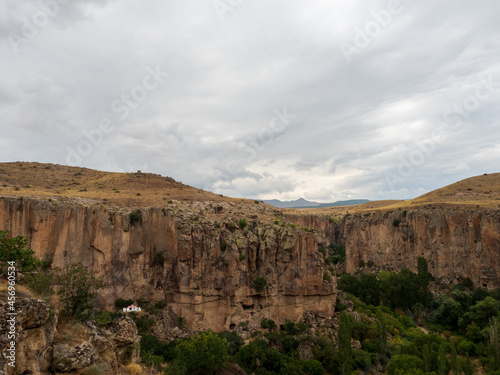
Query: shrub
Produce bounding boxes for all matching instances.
[0,230,40,273]
[220,241,228,251]
[95,310,113,326]
[253,277,267,291]
[40,258,53,270]
[154,252,164,266]
[367,260,375,268]
[238,219,248,229]
[54,263,104,321]
[142,351,163,369]
[25,272,54,297]
[303,359,324,375]
[261,318,277,331]
[323,272,332,282]
[393,219,401,227]
[130,210,142,225]
[130,313,155,335]
[178,317,187,328]
[81,365,105,375]
[359,259,366,267]
[169,330,229,375]
[125,363,143,375]
[115,298,135,309]
[386,355,423,375]
[239,253,246,261]
[218,331,244,355]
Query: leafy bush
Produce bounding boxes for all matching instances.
[94,310,122,327]
[25,271,54,297]
[168,330,229,375]
[115,298,135,309]
[130,210,142,225]
[303,359,324,375]
[393,219,401,227]
[387,355,423,375]
[238,219,248,229]
[327,242,346,264]
[261,318,277,331]
[253,277,267,291]
[154,252,164,266]
[0,230,40,273]
[130,313,155,335]
[218,331,244,355]
[54,263,104,321]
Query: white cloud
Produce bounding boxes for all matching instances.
[1,0,500,202]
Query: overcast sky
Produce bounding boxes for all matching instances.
[1,1,499,202]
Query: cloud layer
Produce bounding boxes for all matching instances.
[2,0,500,201]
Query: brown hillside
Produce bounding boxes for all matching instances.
[0,162,249,208]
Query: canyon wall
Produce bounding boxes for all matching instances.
[343,208,500,288]
[0,198,336,331]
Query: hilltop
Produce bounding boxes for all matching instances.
[0,162,246,207]
[0,162,499,215]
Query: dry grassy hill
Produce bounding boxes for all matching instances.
[1,162,498,215]
[0,161,244,207]
[285,173,500,217]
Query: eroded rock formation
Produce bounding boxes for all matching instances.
[343,208,500,288]
[0,198,336,331]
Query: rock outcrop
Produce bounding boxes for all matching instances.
[0,198,336,331]
[0,292,141,374]
[0,296,57,375]
[343,207,500,288]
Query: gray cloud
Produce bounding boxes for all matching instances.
[1,0,500,201]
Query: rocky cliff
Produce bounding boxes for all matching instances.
[342,207,500,288]
[0,197,336,331]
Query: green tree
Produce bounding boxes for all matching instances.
[422,344,431,373]
[376,308,388,356]
[169,330,229,375]
[462,354,473,375]
[303,359,324,375]
[449,343,460,375]
[386,355,424,375]
[54,263,104,320]
[0,230,40,274]
[338,312,353,375]
[360,273,381,306]
[437,343,448,375]
[253,277,267,292]
[490,317,500,371]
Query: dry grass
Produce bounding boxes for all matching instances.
[125,363,143,374]
[0,162,249,208]
[284,173,500,216]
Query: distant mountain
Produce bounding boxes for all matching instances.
[263,198,370,209]
[262,198,318,208]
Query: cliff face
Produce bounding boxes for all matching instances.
[0,198,336,331]
[343,208,500,288]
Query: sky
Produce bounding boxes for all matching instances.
[1,0,500,202]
